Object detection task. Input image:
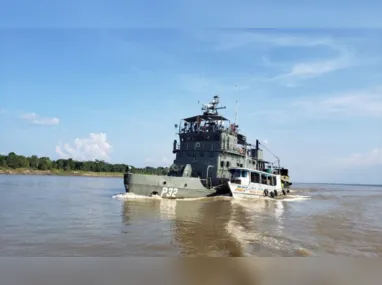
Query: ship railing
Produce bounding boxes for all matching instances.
[179,125,232,134]
[221,145,247,156]
[200,178,212,189]
[172,144,180,153]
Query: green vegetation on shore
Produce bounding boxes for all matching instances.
[0,152,169,177]
[0,167,124,177]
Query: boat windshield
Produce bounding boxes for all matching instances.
[229,169,248,178]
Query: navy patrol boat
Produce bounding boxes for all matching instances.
[123,95,292,199]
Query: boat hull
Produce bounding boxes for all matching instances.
[227,181,285,199]
[123,173,218,199]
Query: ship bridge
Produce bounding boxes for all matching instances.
[170,95,267,186]
[183,114,228,123]
[179,95,231,135]
[179,114,229,135]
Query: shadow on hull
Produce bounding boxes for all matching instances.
[124,173,232,199]
[124,172,293,200]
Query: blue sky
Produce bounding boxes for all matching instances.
[1,1,382,184]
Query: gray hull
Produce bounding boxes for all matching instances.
[124,173,224,199]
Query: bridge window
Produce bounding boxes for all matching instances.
[229,169,239,178]
[229,169,248,178]
[226,161,230,167]
[273,176,276,186]
[261,174,267,185]
[220,161,225,167]
[251,172,260,183]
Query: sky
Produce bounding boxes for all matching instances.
[0,1,382,184]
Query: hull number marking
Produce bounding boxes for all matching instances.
[161,187,178,197]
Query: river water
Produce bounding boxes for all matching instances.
[1,174,381,257]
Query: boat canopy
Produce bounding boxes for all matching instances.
[228,167,277,176]
[183,114,229,123]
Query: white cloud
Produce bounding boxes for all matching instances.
[56,133,112,161]
[292,85,382,118]
[200,31,362,86]
[335,148,382,168]
[250,85,382,122]
[21,112,60,125]
[275,54,351,79]
[263,139,269,145]
[269,46,357,86]
[205,31,336,51]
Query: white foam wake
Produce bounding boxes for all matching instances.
[111,193,233,202]
[112,193,162,200]
[280,195,311,202]
[112,192,310,202]
[230,194,311,202]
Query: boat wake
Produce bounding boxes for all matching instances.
[112,192,310,202]
[280,195,311,202]
[230,194,311,202]
[112,193,232,202]
[112,193,162,200]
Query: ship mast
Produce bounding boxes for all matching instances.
[258,140,281,169]
[234,84,239,126]
[244,143,248,168]
[234,100,238,126]
[201,95,226,115]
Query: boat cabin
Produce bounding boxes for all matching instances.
[168,95,290,189]
[228,167,281,188]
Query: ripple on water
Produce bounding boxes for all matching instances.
[1,176,382,257]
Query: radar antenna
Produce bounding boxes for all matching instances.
[200,95,226,115]
[234,100,238,125]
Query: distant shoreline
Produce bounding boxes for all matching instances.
[0,168,123,178]
[1,168,380,186]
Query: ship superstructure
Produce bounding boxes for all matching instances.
[170,95,271,187]
[124,95,291,199]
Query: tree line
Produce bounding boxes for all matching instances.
[0,152,169,175]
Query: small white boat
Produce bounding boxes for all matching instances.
[227,167,289,199]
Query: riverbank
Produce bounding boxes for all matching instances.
[0,167,123,178]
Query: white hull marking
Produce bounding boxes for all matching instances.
[161,187,178,198]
